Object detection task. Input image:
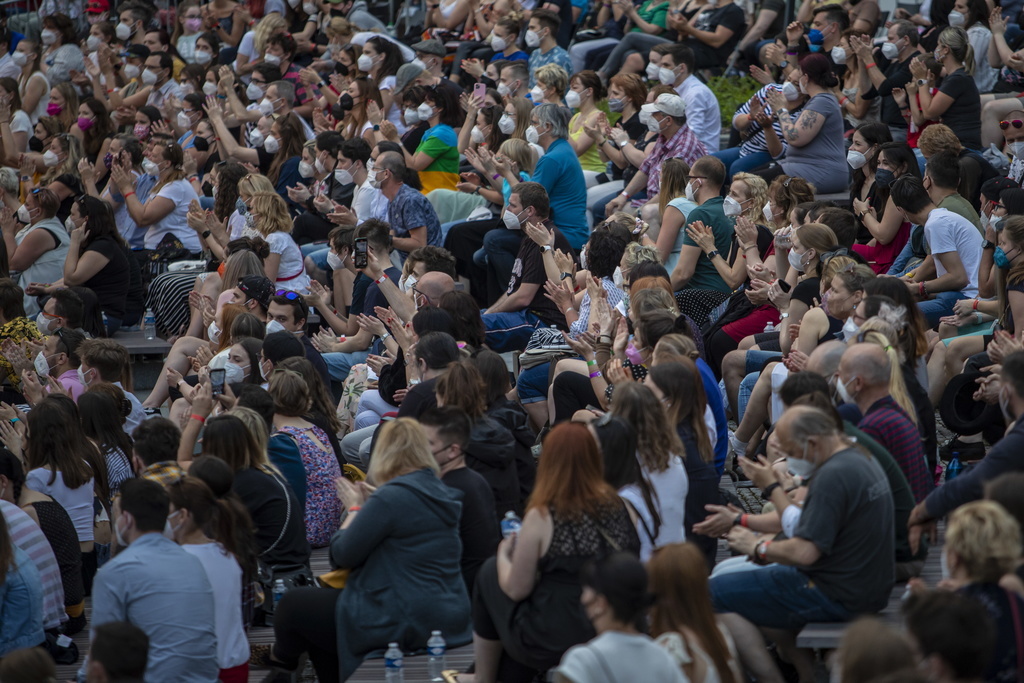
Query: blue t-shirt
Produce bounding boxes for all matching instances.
[697,357,728,475]
[490,50,528,63]
[532,138,588,250]
[527,45,573,87]
[268,433,307,508]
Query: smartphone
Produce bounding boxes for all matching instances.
[210,368,226,396]
[473,82,487,101]
[354,237,368,269]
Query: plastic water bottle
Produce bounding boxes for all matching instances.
[384,642,404,682]
[143,308,156,340]
[763,321,777,334]
[272,579,286,613]
[500,511,522,539]
[427,631,446,681]
[946,451,963,482]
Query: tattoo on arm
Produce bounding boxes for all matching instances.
[798,110,820,130]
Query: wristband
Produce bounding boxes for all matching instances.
[839,96,848,106]
[919,281,926,297]
[374,273,388,285]
[976,312,983,324]
[761,481,781,500]
[492,172,501,180]
[755,539,772,564]
[8,417,18,424]
[865,62,877,69]
[740,513,749,527]
[123,191,136,199]
[973,298,979,310]
[589,370,602,378]
[564,306,574,314]
[620,190,629,197]
[190,414,206,423]
[587,359,598,367]
[347,506,361,512]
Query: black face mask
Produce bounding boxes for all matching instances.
[29,136,45,153]
[331,93,354,120]
[193,136,212,152]
[202,181,214,197]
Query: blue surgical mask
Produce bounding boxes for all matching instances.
[236,198,247,215]
[995,246,1016,268]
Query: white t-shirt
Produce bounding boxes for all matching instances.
[557,631,687,683]
[266,230,310,292]
[9,110,32,154]
[228,210,247,240]
[146,179,202,252]
[924,207,982,298]
[379,74,407,136]
[234,31,257,79]
[352,177,383,225]
[26,468,95,543]
[182,543,249,669]
[619,455,688,562]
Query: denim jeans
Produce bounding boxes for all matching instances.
[516,359,562,404]
[322,350,370,383]
[886,234,922,277]
[711,148,773,180]
[710,564,852,630]
[737,371,758,424]
[482,310,542,353]
[919,291,967,329]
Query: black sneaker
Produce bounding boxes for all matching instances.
[142,407,162,418]
[939,436,986,463]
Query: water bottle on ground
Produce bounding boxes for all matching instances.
[500,511,522,539]
[427,631,446,681]
[385,642,404,682]
[946,451,963,482]
[272,579,286,614]
[143,308,156,340]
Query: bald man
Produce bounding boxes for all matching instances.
[838,344,932,503]
[411,271,455,309]
[713,405,895,682]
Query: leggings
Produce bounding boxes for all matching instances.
[552,371,600,424]
[273,586,343,683]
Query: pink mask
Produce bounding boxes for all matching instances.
[625,342,644,366]
[77,116,94,131]
[184,17,203,32]
[46,102,62,116]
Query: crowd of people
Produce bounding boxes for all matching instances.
[3,0,1024,680]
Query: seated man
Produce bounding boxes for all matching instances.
[36,287,89,337]
[890,175,982,328]
[130,418,185,487]
[711,406,894,683]
[481,182,573,353]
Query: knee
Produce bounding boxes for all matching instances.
[622,52,644,72]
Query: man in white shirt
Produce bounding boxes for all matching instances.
[143,52,182,111]
[657,42,721,153]
[891,175,983,328]
[77,338,147,434]
[0,31,19,79]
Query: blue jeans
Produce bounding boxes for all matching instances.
[887,232,922,277]
[711,148,773,180]
[323,349,370,383]
[919,291,967,329]
[517,359,562,403]
[710,564,852,630]
[305,246,331,271]
[482,310,542,353]
[738,371,758,424]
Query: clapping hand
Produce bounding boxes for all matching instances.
[605,358,632,384]
[685,220,717,253]
[288,182,313,203]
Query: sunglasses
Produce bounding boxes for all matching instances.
[1001,120,1024,130]
[274,290,301,300]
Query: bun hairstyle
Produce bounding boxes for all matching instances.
[799,53,840,89]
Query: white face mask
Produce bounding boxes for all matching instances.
[207,320,221,344]
[798,78,808,95]
[266,319,287,334]
[123,63,140,79]
[781,81,800,101]
[264,53,282,66]
[35,311,56,333]
[658,66,677,85]
[841,317,860,342]
[762,202,774,223]
[357,53,374,72]
[417,102,435,120]
[401,273,418,293]
[327,251,344,269]
[490,34,508,52]
[948,10,966,26]
[646,114,664,134]
[788,248,807,272]
[248,128,264,147]
[114,515,129,546]
[369,169,384,189]
[195,49,213,65]
[303,1,318,14]
[334,165,354,185]
[142,158,160,175]
[529,86,544,102]
[39,28,57,45]
[723,196,743,217]
[86,35,102,52]
[526,125,540,144]
[202,81,218,96]
[259,97,276,116]
[12,51,28,67]
[65,216,77,232]
[17,204,31,223]
[298,160,315,177]
[142,68,159,86]
[224,361,247,384]
[263,135,280,154]
[116,21,133,41]
[34,350,51,378]
[503,208,525,230]
[564,89,581,108]
[498,114,515,134]
[404,107,421,124]
[525,29,541,48]
[787,453,815,478]
[836,373,856,403]
[830,46,847,65]
[246,82,264,101]
[881,41,900,60]
[177,111,193,129]
[645,61,660,80]
[847,150,868,169]
[42,150,60,167]
[497,81,512,97]
[470,126,485,143]
[1010,141,1024,158]
[78,365,92,387]
[684,179,697,201]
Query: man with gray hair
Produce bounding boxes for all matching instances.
[711,405,894,682]
[265,80,316,140]
[516,103,587,250]
[838,343,933,503]
[374,151,442,263]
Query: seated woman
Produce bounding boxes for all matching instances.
[531,63,569,107]
[555,553,686,683]
[260,418,471,680]
[847,123,893,241]
[852,142,920,273]
[470,423,639,682]
[565,71,608,188]
[268,367,342,548]
[908,27,982,152]
[244,191,310,293]
[207,107,306,200]
[1,188,69,317]
[381,83,462,194]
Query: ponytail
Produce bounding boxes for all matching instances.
[213,495,258,578]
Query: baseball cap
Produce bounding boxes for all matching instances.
[122,44,151,60]
[640,93,687,118]
[238,275,274,309]
[411,39,446,57]
[394,63,425,95]
[85,0,109,13]
[981,176,1019,203]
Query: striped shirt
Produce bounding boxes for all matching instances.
[734,84,802,160]
[858,396,932,504]
[1,499,65,630]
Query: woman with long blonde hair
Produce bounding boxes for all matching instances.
[245,191,309,291]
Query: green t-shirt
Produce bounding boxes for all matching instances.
[938,193,983,235]
[631,0,669,31]
[680,196,735,294]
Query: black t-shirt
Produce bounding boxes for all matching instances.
[687,3,745,63]
[441,466,500,591]
[759,0,787,38]
[506,219,573,328]
[82,235,131,319]
[863,52,914,128]
[299,334,331,388]
[937,68,982,150]
[397,376,438,419]
[233,467,311,567]
[792,276,821,307]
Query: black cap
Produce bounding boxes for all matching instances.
[981,176,1019,203]
[122,44,151,60]
[261,331,305,365]
[238,275,273,309]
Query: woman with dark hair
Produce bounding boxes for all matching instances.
[556,552,685,682]
[61,195,135,335]
[276,356,344,465]
[761,54,847,193]
[73,98,114,180]
[847,122,893,239]
[384,85,461,194]
[78,387,134,500]
[358,36,404,131]
[133,106,164,143]
[566,71,608,187]
[37,13,84,86]
[852,142,921,273]
[471,422,640,682]
[439,290,486,349]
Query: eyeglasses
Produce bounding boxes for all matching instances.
[274,289,301,300]
[1001,120,1024,130]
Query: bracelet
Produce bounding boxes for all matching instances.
[560,271,572,280]
[124,191,136,199]
[865,62,877,69]
[761,481,781,500]
[492,172,501,180]
[918,281,927,297]
[597,334,612,342]
[975,312,983,324]
[742,243,756,251]
[587,359,598,367]
[347,505,361,512]
[380,332,391,341]
[374,273,388,285]
[190,414,206,423]
[755,539,772,564]
[8,417,18,424]
[839,96,848,106]
[564,306,574,314]
[589,370,602,378]
[973,298,979,310]
[188,175,199,182]
[620,190,629,197]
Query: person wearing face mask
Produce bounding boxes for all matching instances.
[290,133,358,246]
[139,52,182,112]
[93,478,220,682]
[85,133,154,250]
[495,61,529,100]
[451,17,526,87]
[115,5,149,46]
[525,10,573,89]
[837,342,932,502]
[604,94,706,226]
[36,13,85,87]
[263,33,315,120]
[946,0,997,94]
[174,1,206,64]
[35,326,87,400]
[0,189,69,317]
[851,142,920,274]
[0,77,32,158]
[1000,110,1024,186]
[78,338,147,434]
[371,151,443,262]
[481,182,575,353]
[564,70,608,186]
[12,41,50,126]
[910,26,982,152]
[668,156,734,299]
[654,43,721,153]
[354,36,407,134]
[142,29,188,82]
[713,405,895,683]
[848,21,919,144]
[380,86,460,194]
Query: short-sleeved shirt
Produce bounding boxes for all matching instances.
[780,93,848,194]
[937,69,982,150]
[415,124,459,194]
[686,3,745,63]
[632,0,669,32]
[506,219,573,328]
[794,447,895,613]
[531,138,589,250]
[264,231,310,292]
[81,236,131,319]
[680,197,735,294]
[387,183,442,258]
[146,179,202,252]
[924,207,982,298]
[527,45,574,88]
[937,192,982,234]
[280,60,312,106]
[639,125,707,203]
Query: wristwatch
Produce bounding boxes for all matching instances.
[706,249,720,259]
[779,59,789,69]
[540,245,553,252]
[761,481,781,500]
[982,240,995,250]
[201,229,212,239]
[917,78,928,86]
